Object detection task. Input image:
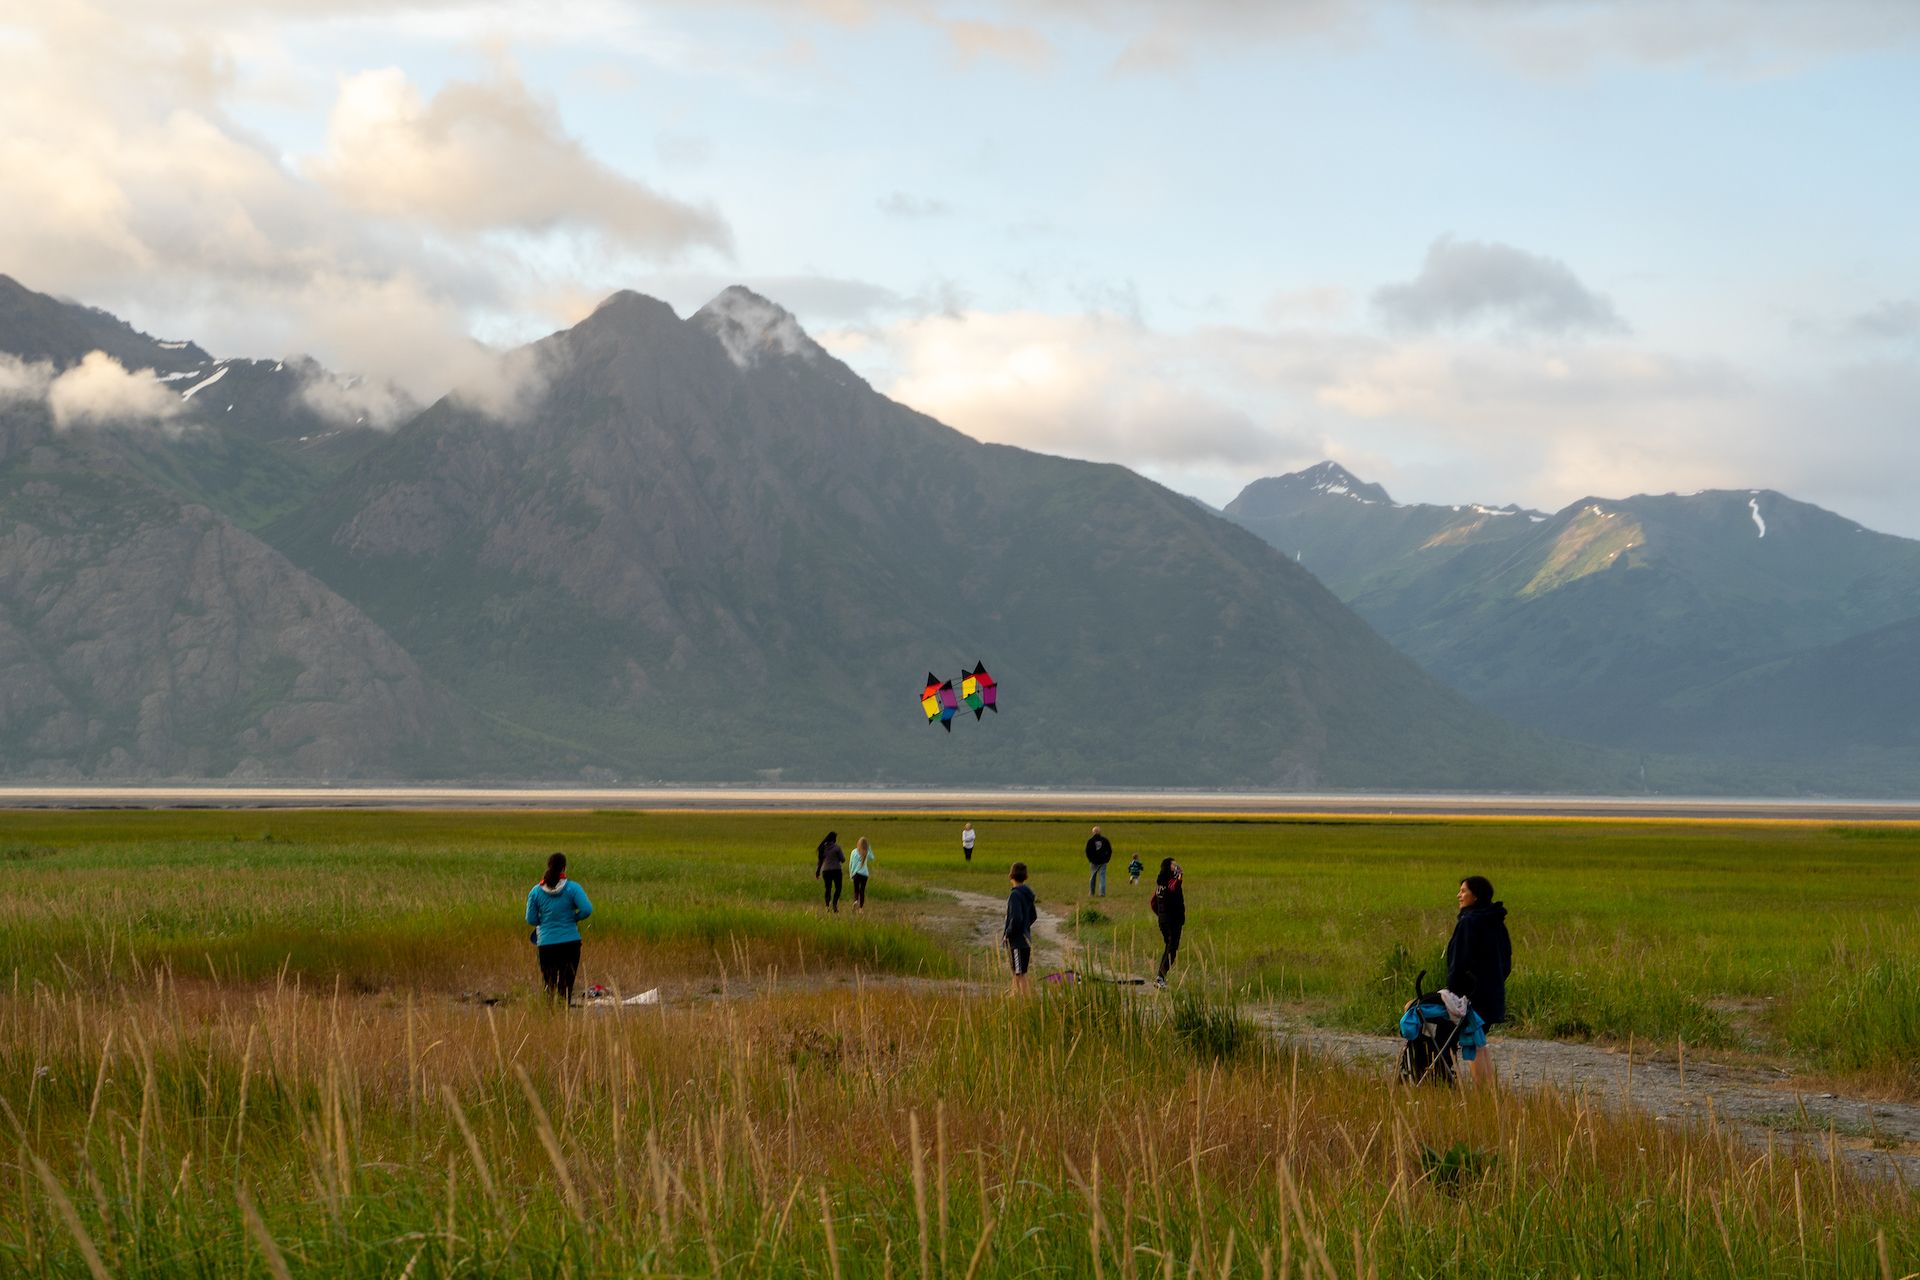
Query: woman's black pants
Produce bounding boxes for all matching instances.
[852,873,869,907]
[822,870,843,910]
[1157,920,1182,980]
[538,940,582,1003]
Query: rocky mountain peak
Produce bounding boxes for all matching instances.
[691,285,823,369]
[1224,460,1394,518]
[1297,460,1392,504]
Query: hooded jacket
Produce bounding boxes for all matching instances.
[1444,901,1512,1025]
[526,878,594,946]
[1004,884,1037,944]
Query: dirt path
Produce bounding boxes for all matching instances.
[1254,1011,1920,1184]
[582,888,1920,1184]
[937,886,1076,971]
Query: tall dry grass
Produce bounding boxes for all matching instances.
[2,963,1913,1277]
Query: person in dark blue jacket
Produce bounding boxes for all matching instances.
[1003,862,1037,996]
[526,852,593,1004]
[1444,874,1511,1086]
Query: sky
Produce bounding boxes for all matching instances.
[3,1,1918,532]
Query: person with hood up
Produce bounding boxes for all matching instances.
[526,852,593,1005]
[816,831,846,913]
[1004,862,1037,996]
[1443,874,1512,1086]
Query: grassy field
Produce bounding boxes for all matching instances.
[0,809,1916,1276]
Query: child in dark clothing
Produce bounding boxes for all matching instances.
[1004,862,1036,996]
[1127,854,1144,885]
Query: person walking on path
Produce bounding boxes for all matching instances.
[1444,874,1512,1087]
[1084,826,1113,897]
[526,852,593,1005]
[849,836,875,910]
[961,822,976,863]
[1151,857,1184,987]
[816,831,846,912]
[1004,862,1037,996]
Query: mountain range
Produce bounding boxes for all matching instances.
[1225,461,1920,785]
[0,274,1611,789]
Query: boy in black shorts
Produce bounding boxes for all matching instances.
[1004,862,1036,996]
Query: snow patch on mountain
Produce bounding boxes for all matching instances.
[179,365,228,401]
[1749,497,1767,538]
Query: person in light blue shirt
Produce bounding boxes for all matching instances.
[526,852,593,1004]
[849,836,875,910]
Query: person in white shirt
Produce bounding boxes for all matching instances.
[961,822,976,863]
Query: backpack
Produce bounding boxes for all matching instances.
[1148,888,1161,914]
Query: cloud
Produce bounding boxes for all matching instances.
[0,5,730,405]
[938,16,1052,68]
[0,354,54,404]
[877,191,953,219]
[295,365,416,429]
[309,66,730,255]
[1373,237,1625,338]
[851,309,1311,468]
[1846,299,1920,341]
[449,341,555,422]
[46,351,187,430]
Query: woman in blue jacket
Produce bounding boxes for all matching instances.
[526,852,593,1004]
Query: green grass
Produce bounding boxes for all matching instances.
[0,809,1917,1276]
[2,810,1917,1085]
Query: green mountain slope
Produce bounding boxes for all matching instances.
[0,398,471,778]
[1226,463,1920,777]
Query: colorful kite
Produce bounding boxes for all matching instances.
[922,672,960,731]
[961,661,997,719]
[922,663,998,731]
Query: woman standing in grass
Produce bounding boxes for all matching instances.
[1151,857,1184,988]
[1445,874,1512,1086]
[526,852,593,1005]
[816,831,845,913]
[849,836,875,910]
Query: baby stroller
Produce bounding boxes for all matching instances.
[1398,969,1486,1085]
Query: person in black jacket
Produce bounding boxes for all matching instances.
[1151,857,1184,987]
[815,831,845,913]
[1084,826,1113,897]
[1004,862,1037,996]
[1444,874,1512,1086]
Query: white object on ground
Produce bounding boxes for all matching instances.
[624,988,661,1005]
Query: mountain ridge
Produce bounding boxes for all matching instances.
[1224,461,1920,775]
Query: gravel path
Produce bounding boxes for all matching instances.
[1254,1012,1920,1184]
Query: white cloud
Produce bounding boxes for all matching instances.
[0,354,54,404]
[844,309,1312,468]
[308,66,729,255]
[0,4,728,401]
[46,351,187,430]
